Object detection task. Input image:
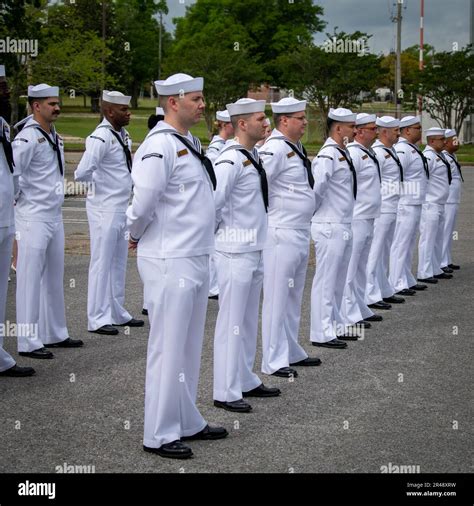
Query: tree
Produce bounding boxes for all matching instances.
[276,32,386,121]
[414,46,473,132]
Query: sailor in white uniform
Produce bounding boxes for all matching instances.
[75,90,143,335]
[389,115,428,294]
[0,65,35,377]
[417,128,452,282]
[206,109,234,299]
[310,108,357,349]
[213,98,280,413]
[365,116,405,311]
[12,84,83,359]
[342,113,382,330]
[127,73,227,460]
[259,97,320,377]
[441,129,463,272]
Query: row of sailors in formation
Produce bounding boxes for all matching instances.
[0,71,463,460]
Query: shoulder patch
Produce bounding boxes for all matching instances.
[243,159,252,167]
[361,154,368,160]
[142,153,163,161]
[90,135,106,143]
[14,138,28,143]
[317,155,333,160]
[258,151,274,156]
[215,159,234,166]
[37,137,46,143]
[338,156,345,162]
[396,151,404,154]
[287,151,295,158]
[177,149,188,157]
[384,154,391,159]
[411,149,416,153]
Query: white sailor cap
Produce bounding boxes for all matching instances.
[0,65,5,78]
[270,97,306,114]
[216,110,230,122]
[102,90,131,105]
[155,106,164,116]
[356,113,376,126]
[226,98,266,117]
[28,83,59,98]
[399,115,421,128]
[328,107,356,123]
[376,115,400,128]
[444,128,457,138]
[425,127,446,137]
[154,73,203,96]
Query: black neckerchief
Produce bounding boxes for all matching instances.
[437,151,453,185]
[148,128,217,190]
[379,146,404,182]
[321,144,357,199]
[24,124,63,175]
[445,152,464,182]
[406,141,429,179]
[98,125,132,173]
[0,119,15,173]
[281,139,314,189]
[353,144,381,183]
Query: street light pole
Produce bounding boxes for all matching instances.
[395,0,403,119]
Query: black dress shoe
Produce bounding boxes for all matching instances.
[208,294,219,300]
[0,364,36,377]
[448,264,460,270]
[213,399,252,413]
[441,267,453,274]
[312,339,348,349]
[144,441,193,459]
[352,320,371,329]
[368,301,392,310]
[383,296,405,304]
[19,347,54,359]
[364,314,383,322]
[271,367,298,378]
[418,277,438,284]
[410,284,427,291]
[397,288,416,296]
[114,318,145,327]
[434,273,453,279]
[290,357,322,366]
[90,325,118,335]
[337,334,360,341]
[181,425,228,441]
[44,338,83,348]
[141,308,148,316]
[243,383,281,397]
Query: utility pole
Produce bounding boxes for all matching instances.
[395,0,403,119]
[418,0,424,121]
[158,10,163,81]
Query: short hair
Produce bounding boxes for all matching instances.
[27,96,47,108]
[273,113,283,127]
[230,112,253,130]
[147,114,164,130]
[159,94,180,113]
[327,117,337,132]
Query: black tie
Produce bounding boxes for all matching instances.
[171,133,217,191]
[381,147,404,182]
[108,129,133,173]
[408,142,429,179]
[445,153,463,182]
[33,126,63,175]
[0,121,15,173]
[283,140,315,189]
[334,146,357,199]
[438,153,453,185]
[237,148,269,212]
[355,145,381,183]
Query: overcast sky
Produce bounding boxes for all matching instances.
[163,0,472,55]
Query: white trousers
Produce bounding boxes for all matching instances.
[86,208,131,330]
[441,203,459,268]
[261,228,309,375]
[139,255,209,448]
[213,250,263,402]
[417,203,445,279]
[0,226,16,372]
[310,223,352,343]
[365,213,397,304]
[342,219,375,325]
[389,204,422,291]
[15,218,69,352]
[208,254,219,296]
